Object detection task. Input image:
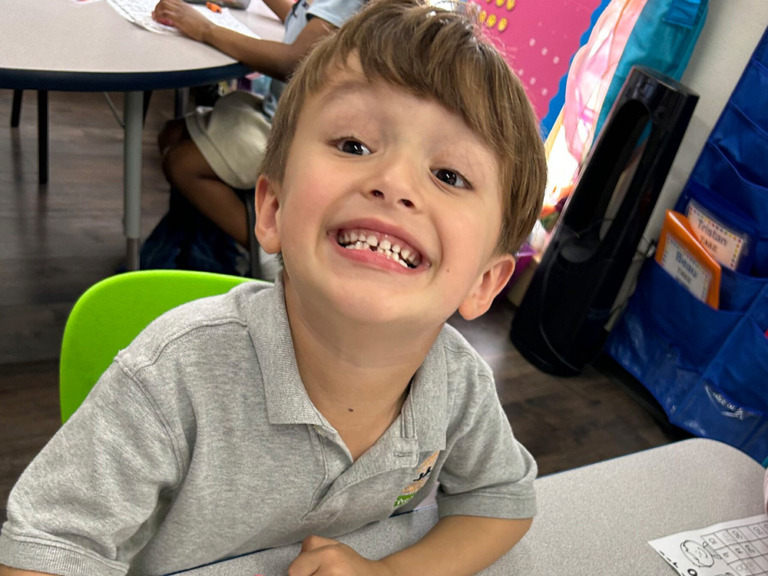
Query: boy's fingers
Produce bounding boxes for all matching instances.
[289,538,345,576]
[151,9,173,25]
[288,549,323,576]
[301,535,339,552]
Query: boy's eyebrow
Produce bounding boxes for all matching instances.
[318,78,373,108]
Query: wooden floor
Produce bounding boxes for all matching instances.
[0,89,676,524]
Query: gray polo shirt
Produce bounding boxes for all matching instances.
[0,279,537,576]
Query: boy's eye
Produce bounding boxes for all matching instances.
[337,139,371,156]
[433,168,470,189]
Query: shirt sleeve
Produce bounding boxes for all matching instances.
[307,0,366,29]
[436,386,537,520]
[0,360,182,576]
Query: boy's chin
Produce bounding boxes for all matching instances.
[287,268,455,331]
[332,291,411,322]
[323,286,441,329]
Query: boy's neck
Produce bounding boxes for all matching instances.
[282,273,441,436]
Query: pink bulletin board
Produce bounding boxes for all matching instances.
[469,0,605,120]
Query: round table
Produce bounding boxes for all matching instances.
[0,0,284,269]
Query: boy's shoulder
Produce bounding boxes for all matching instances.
[117,280,274,375]
[416,324,505,445]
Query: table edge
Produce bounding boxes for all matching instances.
[0,63,251,92]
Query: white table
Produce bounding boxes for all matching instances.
[0,0,284,269]
[178,439,766,576]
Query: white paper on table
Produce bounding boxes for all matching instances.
[649,514,768,576]
[107,0,259,38]
[246,0,281,21]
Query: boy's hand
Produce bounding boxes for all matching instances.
[288,536,394,576]
[153,0,213,42]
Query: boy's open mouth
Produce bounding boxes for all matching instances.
[335,228,423,269]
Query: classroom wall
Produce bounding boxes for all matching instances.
[644,0,768,244]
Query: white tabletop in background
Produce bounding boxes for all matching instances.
[1,0,284,79]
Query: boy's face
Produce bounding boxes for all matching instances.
[256,60,515,331]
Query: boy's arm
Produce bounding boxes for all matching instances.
[0,567,55,576]
[380,515,532,576]
[201,17,334,80]
[289,515,532,576]
[0,361,181,576]
[152,0,336,81]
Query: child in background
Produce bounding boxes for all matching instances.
[150,0,367,277]
[0,0,546,574]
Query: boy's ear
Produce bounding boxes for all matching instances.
[254,175,282,255]
[457,254,515,320]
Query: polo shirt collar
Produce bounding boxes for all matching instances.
[401,334,448,452]
[247,276,448,452]
[248,276,325,427]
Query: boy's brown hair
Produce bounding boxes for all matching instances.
[260,0,547,255]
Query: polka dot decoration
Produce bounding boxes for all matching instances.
[466,0,604,120]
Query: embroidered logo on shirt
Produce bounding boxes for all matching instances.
[393,451,439,508]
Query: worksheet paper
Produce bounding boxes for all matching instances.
[650,514,768,576]
[107,0,259,38]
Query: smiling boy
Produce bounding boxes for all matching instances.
[0,1,546,575]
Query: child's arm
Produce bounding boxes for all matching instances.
[380,515,533,576]
[289,515,532,576]
[153,0,336,81]
[0,567,54,576]
[0,362,182,576]
[201,17,333,81]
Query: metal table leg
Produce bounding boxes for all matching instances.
[124,91,143,271]
[174,87,189,119]
[38,90,48,185]
[11,90,22,127]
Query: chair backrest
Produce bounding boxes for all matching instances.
[59,270,259,423]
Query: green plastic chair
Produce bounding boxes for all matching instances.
[59,270,261,423]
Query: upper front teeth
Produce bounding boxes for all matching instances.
[338,230,419,268]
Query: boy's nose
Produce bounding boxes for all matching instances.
[369,189,417,210]
[365,154,423,209]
